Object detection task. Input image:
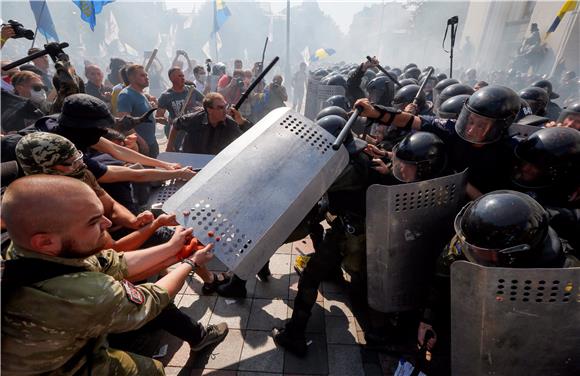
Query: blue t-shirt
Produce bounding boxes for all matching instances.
[117,87,156,146]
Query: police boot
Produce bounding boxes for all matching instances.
[216,274,247,298]
[256,261,271,282]
[272,311,310,357]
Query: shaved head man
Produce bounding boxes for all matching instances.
[2,175,111,258]
[1,175,227,375]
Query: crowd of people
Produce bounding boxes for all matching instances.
[1,18,579,376]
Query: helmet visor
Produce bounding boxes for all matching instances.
[454,206,531,267]
[392,153,419,183]
[455,106,506,144]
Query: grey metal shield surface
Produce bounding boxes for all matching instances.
[317,85,346,112]
[304,77,320,120]
[451,261,580,376]
[163,107,349,279]
[157,152,214,169]
[147,153,214,208]
[366,170,468,313]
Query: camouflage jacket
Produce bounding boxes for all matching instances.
[1,245,170,375]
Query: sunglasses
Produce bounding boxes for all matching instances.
[59,151,84,167]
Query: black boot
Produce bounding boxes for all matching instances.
[216,274,247,298]
[272,311,310,357]
[257,261,271,282]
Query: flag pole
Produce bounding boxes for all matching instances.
[30,0,47,49]
[285,0,290,83]
[213,0,219,61]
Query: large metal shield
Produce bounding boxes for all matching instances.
[451,261,580,375]
[304,77,320,120]
[163,107,349,279]
[147,153,214,209]
[317,84,346,112]
[366,170,468,313]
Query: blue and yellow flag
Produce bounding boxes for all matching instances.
[214,0,231,34]
[73,0,114,31]
[546,0,577,35]
[29,0,59,41]
[310,48,336,62]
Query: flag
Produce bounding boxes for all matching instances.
[202,40,212,59]
[73,0,114,31]
[213,0,231,33]
[123,42,139,57]
[268,14,274,42]
[104,11,119,45]
[302,46,310,64]
[310,48,336,62]
[546,0,578,35]
[29,0,59,41]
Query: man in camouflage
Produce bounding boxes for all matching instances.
[1,175,227,375]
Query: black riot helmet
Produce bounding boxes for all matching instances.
[515,98,534,123]
[326,74,347,88]
[437,94,470,119]
[556,100,580,129]
[399,78,418,87]
[455,85,520,144]
[316,115,366,154]
[403,63,418,71]
[404,67,422,80]
[433,78,460,109]
[366,76,395,106]
[390,68,402,77]
[519,87,549,116]
[316,106,348,121]
[437,84,475,109]
[454,190,560,267]
[313,69,328,80]
[531,79,559,99]
[436,73,448,81]
[512,127,580,189]
[391,131,447,183]
[323,95,350,111]
[393,84,425,109]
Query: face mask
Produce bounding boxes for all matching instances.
[30,88,47,102]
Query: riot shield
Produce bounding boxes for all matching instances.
[366,170,468,313]
[163,107,349,279]
[451,261,580,375]
[304,77,320,120]
[146,152,214,209]
[317,84,346,112]
[508,123,540,138]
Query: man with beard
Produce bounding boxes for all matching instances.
[1,175,227,375]
[15,132,155,230]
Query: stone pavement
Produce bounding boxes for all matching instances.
[155,238,401,376]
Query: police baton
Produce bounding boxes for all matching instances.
[234,56,279,110]
[2,42,69,71]
[332,107,361,150]
[413,67,434,105]
[144,49,158,73]
[366,56,402,88]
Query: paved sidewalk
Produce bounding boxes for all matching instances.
[154,238,400,376]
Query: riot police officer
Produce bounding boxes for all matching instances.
[531,79,561,120]
[356,85,522,198]
[418,190,579,356]
[272,123,449,356]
